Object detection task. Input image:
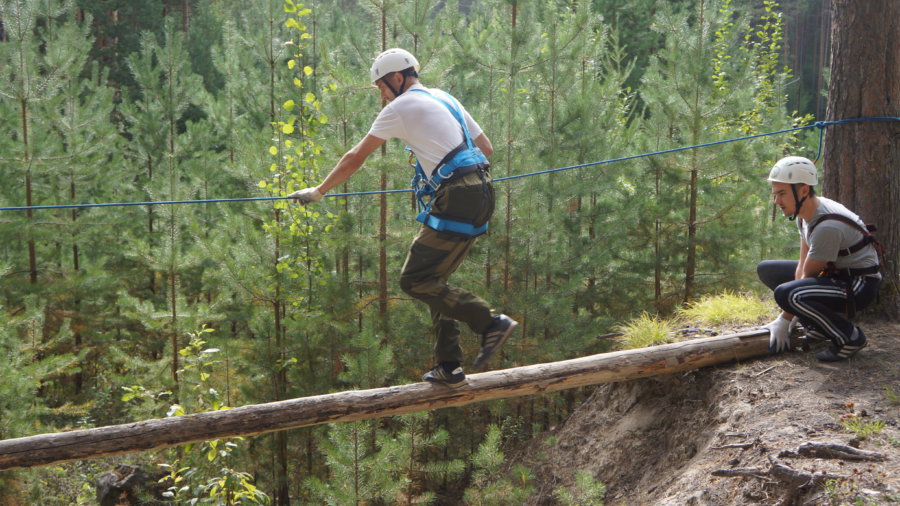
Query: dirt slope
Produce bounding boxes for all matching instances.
[514,320,900,505]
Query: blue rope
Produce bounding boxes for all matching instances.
[496,124,816,182]
[2,116,897,212]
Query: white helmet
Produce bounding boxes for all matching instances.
[767,156,818,186]
[370,48,419,83]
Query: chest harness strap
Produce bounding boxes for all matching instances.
[805,213,881,277]
[407,89,490,237]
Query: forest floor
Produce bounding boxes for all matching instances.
[510,318,900,505]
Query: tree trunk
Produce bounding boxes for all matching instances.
[378,9,389,326]
[379,170,388,323]
[20,97,37,284]
[502,1,519,293]
[823,0,900,317]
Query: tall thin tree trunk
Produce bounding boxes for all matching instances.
[148,155,155,294]
[815,3,831,119]
[270,4,291,501]
[823,0,900,317]
[71,174,83,393]
[181,0,190,31]
[169,201,179,386]
[378,8,389,326]
[503,1,519,292]
[379,171,388,324]
[21,98,37,284]
[654,160,662,310]
[685,150,698,303]
[167,60,179,387]
[683,0,705,304]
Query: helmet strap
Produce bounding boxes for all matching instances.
[380,72,408,99]
[788,183,807,221]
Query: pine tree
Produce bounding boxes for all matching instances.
[73,0,167,94]
[636,0,805,307]
[0,0,125,407]
[0,298,85,504]
[463,425,533,505]
[519,1,634,361]
[304,329,400,503]
[251,0,338,500]
[44,51,121,398]
[0,0,83,286]
[118,18,211,390]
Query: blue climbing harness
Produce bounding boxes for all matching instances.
[408,89,490,237]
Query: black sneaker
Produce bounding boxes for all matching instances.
[472,314,518,371]
[815,328,867,362]
[422,364,466,388]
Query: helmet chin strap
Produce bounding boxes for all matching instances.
[381,73,408,99]
[788,184,807,221]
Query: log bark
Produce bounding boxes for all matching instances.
[0,329,776,470]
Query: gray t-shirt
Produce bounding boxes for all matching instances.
[800,197,881,277]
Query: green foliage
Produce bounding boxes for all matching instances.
[615,312,675,349]
[74,0,166,94]
[678,291,772,326]
[381,412,466,504]
[884,385,900,406]
[157,326,270,504]
[176,325,228,412]
[13,460,102,506]
[635,0,809,307]
[554,469,607,506]
[0,0,826,502]
[463,425,534,505]
[0,298,87,434]
[160,458,271,505]
[0,301,52,440]
[824,478,885,506]
[838,413,885,441]
[304,421,405,504]
[339,330,396,387]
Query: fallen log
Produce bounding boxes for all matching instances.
[780,441,887,462]
[0,328,778,470]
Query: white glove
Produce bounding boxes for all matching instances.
[289,187,324,205]
[764,316,792,353]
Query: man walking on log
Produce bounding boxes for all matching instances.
[290,48,517,387]
[758,156,880,361]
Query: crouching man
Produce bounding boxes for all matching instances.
[758,156,881,361]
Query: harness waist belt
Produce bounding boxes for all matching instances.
[437,163,486,187]
[417,211,489,237]
[830,265,880,277]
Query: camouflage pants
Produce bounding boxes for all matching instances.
[399,170,495,364]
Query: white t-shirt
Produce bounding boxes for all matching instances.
[367,84,484,178]
[800,197,881,276]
